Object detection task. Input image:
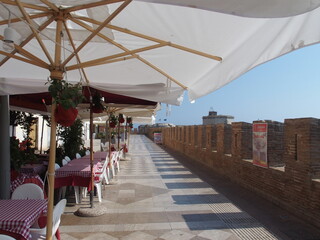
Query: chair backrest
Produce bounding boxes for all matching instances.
[11,183,44,199]
[55,163,60,170]
[62,159,68,166]
[0,234,16,240]
[111,151,119,163]
[85,150,90,155]
[52,199,67,236]
[76,153,81,159]
[64,156,71,162]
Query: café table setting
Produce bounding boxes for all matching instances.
[0,199,47,240]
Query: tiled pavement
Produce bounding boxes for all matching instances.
[59,135,283,240]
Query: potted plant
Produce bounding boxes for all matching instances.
[47,78,84,127]
[91,91,106,113]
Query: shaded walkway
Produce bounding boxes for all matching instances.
[59,135,320,240]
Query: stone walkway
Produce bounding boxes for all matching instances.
[59,135,281,240]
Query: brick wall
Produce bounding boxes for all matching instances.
[146,118,320,229]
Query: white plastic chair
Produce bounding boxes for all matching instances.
[76,153,81,159]
[110,151,120,177]
[83,156,110,199]
[101,142,109,152]
[30,199,66,240]
[0,235,16,240]
[11,183,44,200]
[55,163,60,170]
[94,171,105,202]
[85,150,90,155]
[64,156,71,162]
[62,159,68,166]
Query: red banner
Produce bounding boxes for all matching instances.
[253,123,268,168]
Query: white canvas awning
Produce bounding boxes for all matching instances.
[1,1,320,106]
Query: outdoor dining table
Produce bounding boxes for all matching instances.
[20,164,46,175]
[80,151,108,161]
[54,153,107,191]
[0,199,47,240]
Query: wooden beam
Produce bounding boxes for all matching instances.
[40,0,59,12]
[0,50,48,69]
[15,0,54,65]
[65,0,125,13]
[74,15,222,62]
[0,36,50,68]
[14,45,50,68]
[63,21,90,84]
[69,17,166,61]
[136,55,187,89]
[69,17,187,89]
[66,56,135,70]
[0,16,54,67]
[2,0,49,11]
[66,43,163,70]
[0,12,50,25]
[108,24,222,61]
[62,0,132,67]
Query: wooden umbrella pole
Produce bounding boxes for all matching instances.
[108,112,111,159]
[117,118,120,150]
[46,12,63,240]
[124,120,128,157]
[89,100,94,208]
[46,101,57,240]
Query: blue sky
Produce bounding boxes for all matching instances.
[155,43,320,126]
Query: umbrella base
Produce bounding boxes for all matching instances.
[74,206,107,217]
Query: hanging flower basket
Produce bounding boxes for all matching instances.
[118,114,125,124]
[55,104,78,127]
[109,114,118,128]
[47,78,84,127]
[126,117,132,124]
[92,91,106,113]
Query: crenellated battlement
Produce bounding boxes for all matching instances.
[146,117,320,228]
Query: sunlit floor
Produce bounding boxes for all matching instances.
[59,135,279,240]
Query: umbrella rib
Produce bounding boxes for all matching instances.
[15,0,54,65]
[73,16,222,62]
[14,43,50,68]
[68,17,187,89]
[0,12,50,26]
[68,17,166,66]
[0,34,50,67]
[2,0,49,12]
[64,0,126,13]
[39,0,59,12]
[61,0,132,67]
[65,43,164,70]
[0,16,54,67]
[109,24,222,62]
[63,21,90,84]
[0,50,48,69]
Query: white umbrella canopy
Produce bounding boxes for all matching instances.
[1,1,320,105]
[2,1,320,239]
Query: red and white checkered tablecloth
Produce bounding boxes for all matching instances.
[0,199,47,240]
[10,174,44,193]
[55,158,101,178]
[80,151,108,161]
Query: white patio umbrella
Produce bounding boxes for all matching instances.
[2,1,320,239]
